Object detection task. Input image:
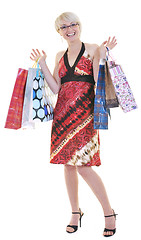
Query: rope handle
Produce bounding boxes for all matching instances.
[32,57,40,68]
[32,58,43,78]
[106,47,116,62]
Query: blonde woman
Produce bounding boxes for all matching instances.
[30,12,117,237]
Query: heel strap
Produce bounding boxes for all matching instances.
[105,213,118,218]
[105,209,118,219]
[72,211,81,215]
[72,208,81,215]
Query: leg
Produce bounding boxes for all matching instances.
[77,166,116,236]
[64,165,80,233]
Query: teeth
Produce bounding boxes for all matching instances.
[67,33,75,37]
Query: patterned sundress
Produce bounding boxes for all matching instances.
[50,42,101,166]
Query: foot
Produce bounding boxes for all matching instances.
[66,209,83,233]
[103,209,116,237]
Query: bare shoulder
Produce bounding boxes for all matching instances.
[55,50,66,64]
[84,43,99,59]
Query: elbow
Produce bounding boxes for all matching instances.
[52,85,60,94]
[53,90,59,95]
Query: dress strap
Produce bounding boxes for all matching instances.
[64,42,85,74]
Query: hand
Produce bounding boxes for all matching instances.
[105,36,117,50]
[30,49,47,62]
[100,36,117,59]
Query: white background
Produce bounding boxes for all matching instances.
[0,0,141,239]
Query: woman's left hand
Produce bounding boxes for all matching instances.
[105,36,117,50]
[100,36,117,59]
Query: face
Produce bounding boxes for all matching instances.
[59,21,80,42]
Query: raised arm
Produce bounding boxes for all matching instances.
[93,36,117,83]
[30,49,62,94]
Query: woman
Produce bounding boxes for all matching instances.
[30,12,117,237]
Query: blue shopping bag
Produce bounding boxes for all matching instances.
[94,64,109,129]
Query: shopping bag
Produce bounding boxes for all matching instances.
[5,68,28,129]
[107,59,137,113]
[105,61,119,108]
[22,63,56,128]
[94,64,108,129]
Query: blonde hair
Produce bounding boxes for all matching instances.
[55,12,82,32]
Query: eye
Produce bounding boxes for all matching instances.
[60,25,67,30]
[71,23,77,27]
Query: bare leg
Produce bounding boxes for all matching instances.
[64,165,80,233]
[77,166,116,236]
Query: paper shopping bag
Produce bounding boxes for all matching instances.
[107,60,137,113]
[105,61,119,108]
[94,65,108,129]
[5,68,28,129]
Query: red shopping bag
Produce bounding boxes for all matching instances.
[5,68,28,129]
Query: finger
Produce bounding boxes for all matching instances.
[114,38,117,44]
[112,36,117,44]
[112,39,117,46]
[30,55,36,61]
[30,53,36,59]
[36,49,41,55]
[107,37,111,44]
[30,56,34,61]
[32,49,38,56]
[42,50,46,56]
[103,41,107,45]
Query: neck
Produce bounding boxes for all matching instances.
[67,39,82,52]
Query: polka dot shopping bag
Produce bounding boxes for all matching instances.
[22,62,56,128]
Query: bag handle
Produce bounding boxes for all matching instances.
[106,47,118,68]
[32,59,43,79]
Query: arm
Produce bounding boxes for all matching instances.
[93,45,100,84]
[30,49,62,94]
[93,37,117,83]
[39,55,61,94]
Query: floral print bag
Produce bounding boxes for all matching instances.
[106,56,137,113]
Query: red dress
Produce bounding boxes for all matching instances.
[50,42,101,166]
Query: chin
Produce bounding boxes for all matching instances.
[65,32,80,42]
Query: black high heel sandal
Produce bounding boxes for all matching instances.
[66,208,84,233]
[103,209,118,237]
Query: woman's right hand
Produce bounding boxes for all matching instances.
[30,49,47,63]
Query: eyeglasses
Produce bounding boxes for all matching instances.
[59,23,79,31]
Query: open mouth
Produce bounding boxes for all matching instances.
[66,32,76,37]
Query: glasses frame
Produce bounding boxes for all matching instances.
[59,23,79,31]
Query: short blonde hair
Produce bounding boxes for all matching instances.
[55,12,82,32]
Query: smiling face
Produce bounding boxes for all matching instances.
[55,12,82,43]
[59,21,81,42]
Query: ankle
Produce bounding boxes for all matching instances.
[72,207,80,212]
[103,207,113,216]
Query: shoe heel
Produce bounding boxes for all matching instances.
[79,212,84,228]
[79,216,81,228]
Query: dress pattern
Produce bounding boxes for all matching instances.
[50,42,101,166]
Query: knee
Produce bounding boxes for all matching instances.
[64,164,76,173]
